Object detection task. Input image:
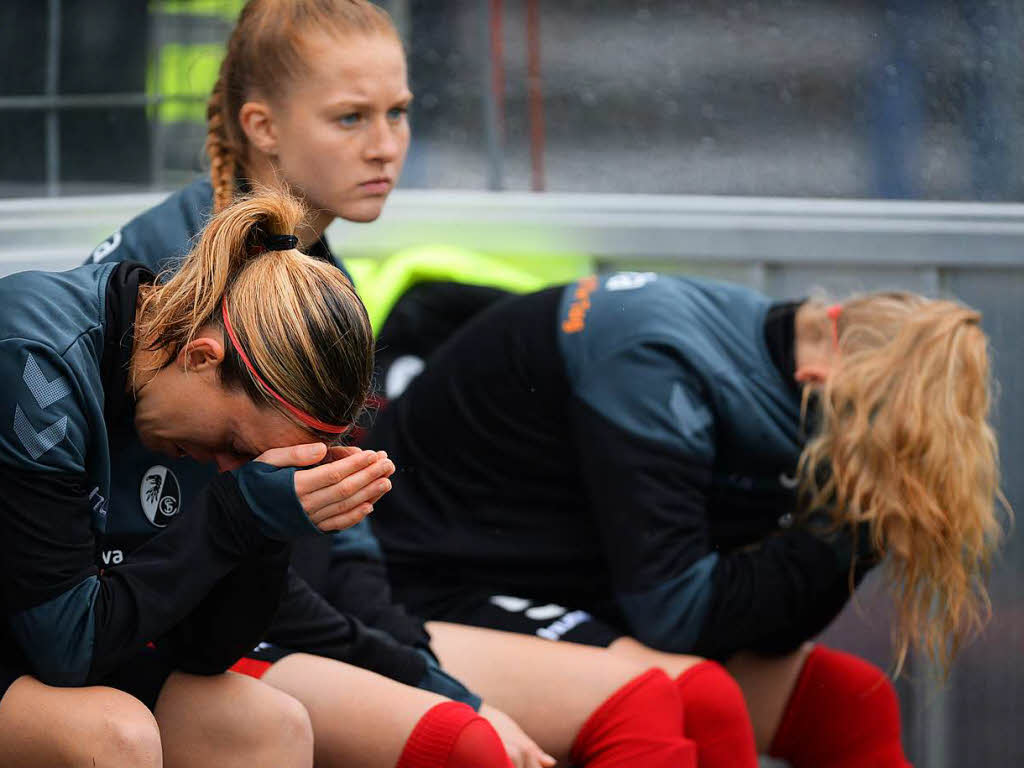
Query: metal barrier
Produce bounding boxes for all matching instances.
[2,190,1022,767]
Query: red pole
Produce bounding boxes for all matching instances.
[526,0,545,191]
[490,0,505,140]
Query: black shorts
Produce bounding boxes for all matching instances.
[0,663,25,705]
[95,644,178,711]
[435,590,623,648]
[64,642,296,708]
[82,642,296,708]
[229,642,296,679]
[0,637,33,704]
[0,644,177,712]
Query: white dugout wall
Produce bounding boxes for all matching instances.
[2,191,1023,767]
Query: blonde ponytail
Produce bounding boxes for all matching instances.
[136,187,373,438]
[798,294,1006,676]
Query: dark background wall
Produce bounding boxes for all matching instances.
[2,1,1023,200]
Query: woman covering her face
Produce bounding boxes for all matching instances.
[362,272,1005,768]
[0,188,418,766]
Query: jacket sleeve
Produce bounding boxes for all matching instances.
[267,570,481,708]
[570,343,875,660]
[0,338,333,685]
[0,463,290,685]
[323,520,432,649]
[164,536,292,676]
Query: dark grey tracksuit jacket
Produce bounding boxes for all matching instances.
[88,178,477,706]
[370,273,874,660]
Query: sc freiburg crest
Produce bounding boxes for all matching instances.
[140,465,181,527]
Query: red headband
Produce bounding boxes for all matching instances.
[827,303,842,349]
[220,296,348,435]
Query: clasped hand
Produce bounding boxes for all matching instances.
[256,443,395,532]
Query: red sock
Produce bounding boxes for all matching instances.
[396,701,512,768]
[675,660,758,768]
[571,668,697,768]
[769,646,913,768]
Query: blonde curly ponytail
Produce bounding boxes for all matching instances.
[797,293,1008,677]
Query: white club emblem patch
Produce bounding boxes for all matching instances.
[88,230,122,263]
[605,272,658,291]
[140,465,182,528]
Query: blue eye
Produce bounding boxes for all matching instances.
[387,107,408,121]
[338,112,361,126]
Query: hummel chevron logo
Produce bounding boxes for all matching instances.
[23,353,71,408]
[12,353,72,459]
[14,404,68,460]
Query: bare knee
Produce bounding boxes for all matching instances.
[206,682,314,768]
[157,671,313,768]
[0,678,162,768]
[89,699,162,768]
[217,679,313,768]
[253,688,315,762]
